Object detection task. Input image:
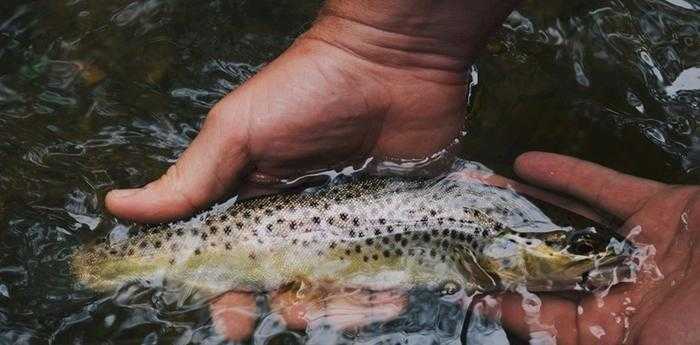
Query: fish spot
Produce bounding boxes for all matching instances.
[176,229,184,236]
[219,215,228,222]
[355,245,362,253]
[201,233,208,241]
[339,213,348,221]
[154,241,162,249]
[383,250,391,258]
[422,234,431,242]
[352,218,360,226]
[194,249,201,256]
[366,239,374,245]
[372,254,379,261]
[312,216,321,224]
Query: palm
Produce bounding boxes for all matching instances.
[502,153,700,345]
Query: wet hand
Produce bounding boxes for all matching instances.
[501,152,700,345]
[209,288,407,342]
[104,16,469,223]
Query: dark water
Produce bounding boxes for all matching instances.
[0,0,697,344]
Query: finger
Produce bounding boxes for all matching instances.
[210,291,258,342]
[315,289,407,330]
[514,152,666,219]
[269,288,313,330]
[499,293,578,345]
[106,110,250,223]
[455,170,610,225]
[270,288,407,331]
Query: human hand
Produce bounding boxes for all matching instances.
[104,0,518,223]
[500,152,700,345]
[204,153,627,343]
[209,288,407,342]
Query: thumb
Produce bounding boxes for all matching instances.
[106,113,249,223]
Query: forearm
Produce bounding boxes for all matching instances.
[304,0,520,80]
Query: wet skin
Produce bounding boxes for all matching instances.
[101,0,700,343]
[209,152,700,343]
[500,152,700,345]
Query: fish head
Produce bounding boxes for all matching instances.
[475,227,634,292]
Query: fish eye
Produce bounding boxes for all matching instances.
[568,231,603,255]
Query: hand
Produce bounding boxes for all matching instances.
[500,152,700,345]
[210,288,407,342]
[104,0,518,223]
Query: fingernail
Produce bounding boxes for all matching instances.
[108,188,142,199]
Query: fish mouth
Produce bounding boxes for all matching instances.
[523,246,633,292]
[580,255,635,291]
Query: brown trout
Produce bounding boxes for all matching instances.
[73,169,632,297]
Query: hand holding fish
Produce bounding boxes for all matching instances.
[500,152,700,345]
[104,0,519,223]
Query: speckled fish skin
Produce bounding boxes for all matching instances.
[73,171,628,297]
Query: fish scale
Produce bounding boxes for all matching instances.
[73,171,627,297]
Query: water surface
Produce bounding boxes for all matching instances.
[0,0,698,344]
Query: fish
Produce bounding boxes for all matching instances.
[73,167,633,298]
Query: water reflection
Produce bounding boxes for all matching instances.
[0,0,697,344]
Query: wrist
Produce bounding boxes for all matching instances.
[301,0,518,83]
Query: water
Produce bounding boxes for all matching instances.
[0,0,697,344]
